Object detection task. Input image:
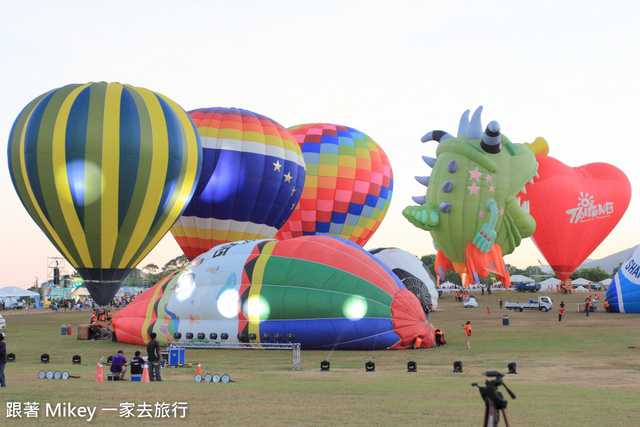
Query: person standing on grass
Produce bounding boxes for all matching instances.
[0,332,7,387]
[559,306,565,322]
[463,321,472,350]
[146,332,162,381]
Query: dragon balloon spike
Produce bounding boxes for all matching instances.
[403,106,548,287]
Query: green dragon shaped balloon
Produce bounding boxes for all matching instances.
[403,106,547,286]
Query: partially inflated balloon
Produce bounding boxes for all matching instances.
[520,157,631,281]
[606,245,640,313]
[275,123,393,247]
[170,108,306,260]
[369,247,438,310]
[8,82,202,304]
[112,236,434,350]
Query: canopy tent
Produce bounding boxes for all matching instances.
[510,275,535,284]
[0,286,41,308]
[572,278,591,286]
[72,287,90,297]
[0,286,39,297]
[601,278,612,286]
[539,277,561,290]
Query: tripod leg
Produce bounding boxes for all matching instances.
[484,399,496,427]
[501,408,510,427]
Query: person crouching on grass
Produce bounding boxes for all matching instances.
[110,350,127,380]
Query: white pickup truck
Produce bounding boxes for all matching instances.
[504,296,553,312]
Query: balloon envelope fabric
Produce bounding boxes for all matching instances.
[369,247,438,310]
[520,156,631,281]
[112,235,434,350]
[7,82,202,304]
[274,123,393,247]
[606,245,640,313]
[170,107,306,260]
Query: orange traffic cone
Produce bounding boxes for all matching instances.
[196,362,202,376]
[95,360,105,382]
[141,362,150,383]
[487,306,491,315]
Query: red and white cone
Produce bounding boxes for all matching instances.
[196,362,202,376]
[95,360,105,382]
[141,362,150,383]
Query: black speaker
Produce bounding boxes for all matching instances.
[174,332,182,340]
[365,361,375,372]
[320,360,330,371]
[197,332,205,340]
[453,361,463,373]
[221,332,229,340]
[186,332,194,340]
[261,333,270,341]
[209,332,218,340]
[7,353,15,362]
[72,355,81,364]
[41,354,50,363]
[507,362,517,374]
[407,361,417,372]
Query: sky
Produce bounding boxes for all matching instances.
[1,1,639,289]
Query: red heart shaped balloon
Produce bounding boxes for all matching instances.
[521,156,631,281]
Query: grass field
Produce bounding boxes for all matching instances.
[1,290,639,426]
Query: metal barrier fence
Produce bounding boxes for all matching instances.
[167,342,301,371]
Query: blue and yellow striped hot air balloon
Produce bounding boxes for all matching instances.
[7,82,202,305]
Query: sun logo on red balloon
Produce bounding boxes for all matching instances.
[578,192,595,208]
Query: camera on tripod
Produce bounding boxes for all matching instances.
[471,371,516,427]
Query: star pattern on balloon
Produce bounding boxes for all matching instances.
[469,167,482,181]
[478,210,485,218]
[467,183,480,195]
[273,160,282,172]
[283,172,293,183]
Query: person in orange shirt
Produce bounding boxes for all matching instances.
[604,299,610,312]
[463,321,472,349]
[559,306,565,322]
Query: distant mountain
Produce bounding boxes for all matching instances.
[539,245,637,276]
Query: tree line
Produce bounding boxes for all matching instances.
[419,254,621,286]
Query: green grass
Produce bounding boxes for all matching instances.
[2,290,640,426]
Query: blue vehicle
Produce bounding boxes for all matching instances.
[515,283,541,292]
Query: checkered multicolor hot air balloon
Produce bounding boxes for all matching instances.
[274,123,393,246]
[7,82,202,305]
[170,108,306,260]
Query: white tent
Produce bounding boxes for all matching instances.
[72,287,90,297]
[572,278,591,286]
[0,286,39,298]
[511,275,534,283]
[0,286,40,308]
[539,277,561,291]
